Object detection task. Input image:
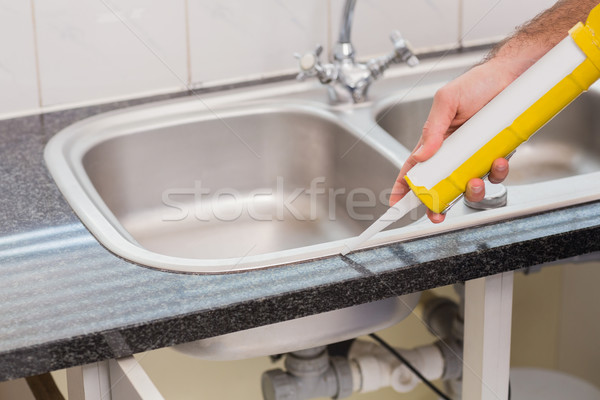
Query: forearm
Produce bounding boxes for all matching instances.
[486,0,600,79]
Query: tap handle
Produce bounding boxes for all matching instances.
[295,45,332,82]
[390,31,419,67]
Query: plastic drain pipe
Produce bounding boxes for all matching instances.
[261,338,461,400]
[262,346,355,400]
[348,339,448,394]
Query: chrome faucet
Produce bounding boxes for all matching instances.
[295,0,419,103]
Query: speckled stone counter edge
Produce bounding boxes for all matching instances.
[1,221,598,381]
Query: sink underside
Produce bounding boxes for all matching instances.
[45,52,600,273]
[174,295,420,360]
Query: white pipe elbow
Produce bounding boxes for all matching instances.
[349,340,445,394]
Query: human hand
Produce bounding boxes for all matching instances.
[390,59,517,223]
[388,0,599,224]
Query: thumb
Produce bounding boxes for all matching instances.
[413,87,458,162]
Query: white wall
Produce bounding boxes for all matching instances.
[0,0,558,120]
[462,0,556,45]
[0,1,39,117]
[558,262,600,386]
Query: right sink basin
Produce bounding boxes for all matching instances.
[376,86,600,186]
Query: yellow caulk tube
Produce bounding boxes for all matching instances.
[342,4,600,255]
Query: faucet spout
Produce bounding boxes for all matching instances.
[295,0,419,103]
[334,0,358,62]
[338,0,357,44]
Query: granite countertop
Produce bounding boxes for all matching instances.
[1,88,599,382]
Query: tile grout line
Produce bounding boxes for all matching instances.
[327,0,333,60]
[184,0,193,87]
[29,0,44,109]
[458,0,465,48]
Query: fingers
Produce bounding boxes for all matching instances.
[434,159,508,221]
[394,163,509,223]
[427,209,445,224]
[393,175,446,224]
[390,173,410,206]
[390,81,508,222]
[414,87,459,162]
[489,158,509,183]
[466,178,485,203]
[465,158,510,202]
[390,145,421,206]
[390,88,459,207]
[413,124,444,162]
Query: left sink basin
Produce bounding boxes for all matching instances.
[45,99,405,273]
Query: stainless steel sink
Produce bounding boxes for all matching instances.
[45,99,423,359]
[81,106,407,262]
[45,50,600,273]
[505,94,600,185]
[45,99,419,272]
[44,50,600,360]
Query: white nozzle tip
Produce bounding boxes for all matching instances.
[340,241,356,256]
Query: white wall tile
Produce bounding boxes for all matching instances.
[34,0,188,107]
[188,0,328,85]
[462,0,556,45]
[331,0,460,59]
[2,0,566,116]
[0,1,39,116]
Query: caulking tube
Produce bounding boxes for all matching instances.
[342,5,600,255]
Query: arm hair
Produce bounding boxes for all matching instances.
[485,0,600,74]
